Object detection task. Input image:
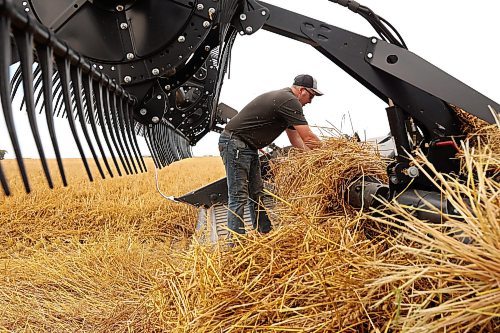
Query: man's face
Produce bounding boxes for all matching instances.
[298,87,315,106]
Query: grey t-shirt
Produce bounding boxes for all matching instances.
[225,88,308,149]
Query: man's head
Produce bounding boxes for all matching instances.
[291,74,323,106]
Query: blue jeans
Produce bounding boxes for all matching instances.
[218,131,272,234]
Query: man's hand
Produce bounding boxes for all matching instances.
[286,125,321,150]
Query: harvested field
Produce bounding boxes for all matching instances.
[1,122,499,332]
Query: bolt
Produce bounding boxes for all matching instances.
[367,53,373,59]
[371,37,377,44]
[120,22,128,30]
[203,21,211,28]
[178,35,186,43]
[116,4,124,11]
[261,10,267,16]
[240,14,247,21]
[204,45,211,51]
[245,26,253,34]
[407,166,420,178]
[124,76,132,83]
[152,68,160,75]
[152,116,160,123]
[165,85,171,90]
[390,176,399,184]
[139,108,147,116]
[196,4,204,10]
[208,7,216,15]
[157,95,162,100]
[126,53,134,60]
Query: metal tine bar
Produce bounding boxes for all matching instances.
[0,17,30,193]
[102,88,129,175]
[110,93,132,174]
[70,65,105,179]
[53,79,64,117]
[127,104,147,172]
[26,65,42,111]
[143,128,157,169]
[117,97,138,173]
[123,102,143,173]
[154,125,165,166]
[166,128,176,164]
[145,125,161,169]
[156,125,168,166]
[82,73,113,178]
[34,69,45,113]
[14,29,54,188]
[55,57,93,181]
[151,125,164,167]
[36,43,67,186]
[93,81,121,176]
[9,65,22,101]
[0,161,9,195]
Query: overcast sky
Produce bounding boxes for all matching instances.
[1,0,499,159]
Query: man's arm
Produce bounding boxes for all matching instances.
[286,125,321,150]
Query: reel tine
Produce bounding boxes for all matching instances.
[55,57,93,182]
[117,98,138,174]
[36,44,67,187]
[53,80,65,117]
[70,66,105,179]
[0,17,30,193]
[14,29,54,188]
[127,104,147,172]
[110,93,132,174]
[123,102,144,173]
[9,66,22,101]
[0,161,9,196]
[102,89,128,175]
[144,126,159,169]
[93,81,120,177]
[82,73,113,178]
[157,125,168,167]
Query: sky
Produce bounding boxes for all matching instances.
[1,0,499,159]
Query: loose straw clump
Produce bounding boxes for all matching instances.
[270,137,388,219]
[363,122,500,332]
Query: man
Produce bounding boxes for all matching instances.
[219,74,322,236]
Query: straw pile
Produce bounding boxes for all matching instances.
[149,129,498,332]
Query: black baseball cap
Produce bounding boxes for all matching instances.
[293,74,324,96]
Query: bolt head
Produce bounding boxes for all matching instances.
[407,166,420,178]
[165,85,171,90]
[204,45,211,51]
[245,26,253,34]
[124,76,132,83]
[261,10,267,16]
[152,68,160,75]
[367,52,373,59]
[157,95,162,100]
[390,176,399,184]
[371,38,377,44]
[120,22,128,30]
[203,21,211,28]
[152,116,160,123]
[139,108,147,116]
[126,53,134,60]
[240,14,247,21]
[116,5,124,11]
[196,4,204,10]
[208,7,216,14]
[178,35,186,43]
